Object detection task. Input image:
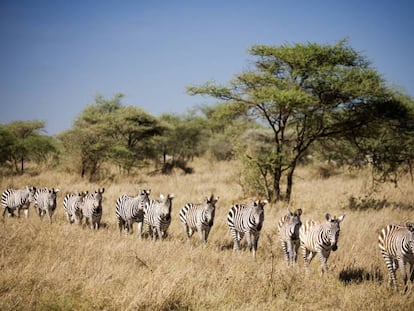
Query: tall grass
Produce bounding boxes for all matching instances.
[1,159,414,310]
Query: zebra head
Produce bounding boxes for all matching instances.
[251,199,268,230]
[325,213,345,251]
[48,188,60,210]
[138,189,151,208]
[91,188,105,209]
[159,193,174,221]
[204,194,219,226]
[287,208,302,239]
[26,185,37,203]
[78,190,88,199]
[406,222,414,253]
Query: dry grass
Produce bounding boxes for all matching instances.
[1,159,414,310]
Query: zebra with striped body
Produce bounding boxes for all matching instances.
[278,208,302,266]
[115,189,151,237]
[378,222,414,291]
[144,193,174,240]
[63,191,88,224]
[227,199,268,258]
[179,194,219,243]
[81,188,105,230]
[34,188,60,223]
[1,186,36,218]
[299,213,345,272]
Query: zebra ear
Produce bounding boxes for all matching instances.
[296,208,302,216]
[160,194,165,199]
[168,194,175,199]
[100,188,105,193]
[325,213,332,222]
[406,222,414,232]
[337,214,345,223]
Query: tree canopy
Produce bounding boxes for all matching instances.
[188,39,414,202]
[0,120,57,173]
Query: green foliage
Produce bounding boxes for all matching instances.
[188,39,406,202]
[0,120,57,173]
[59,93,163,180]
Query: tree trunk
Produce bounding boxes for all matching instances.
[285,163,297,203]
[272,166,282,202]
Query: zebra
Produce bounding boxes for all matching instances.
[278,208,302,266]
[179,194,219,243]
[227,199,268,258]
[144,193,174,240]
[115,189,151,237]
[80,188,105,230]
[299,213,345,273]
[378,222,414,291]
[1,186,37,218]
[34,187,60,223]
[63,191,88,224]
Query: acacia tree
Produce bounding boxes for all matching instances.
[105,106,164,173]
[59,94,163,179]
[0,120,56,173]
[188,40,396,202]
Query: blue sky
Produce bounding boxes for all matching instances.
[1,0,413,135]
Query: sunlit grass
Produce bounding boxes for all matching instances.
[1,159,414,310]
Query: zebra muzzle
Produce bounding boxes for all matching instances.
[332,244,338,251]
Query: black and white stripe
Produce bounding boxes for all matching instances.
[1,186,36,218]
[63,191,88,224]
[179,194,219,243]
[34,187,60,223]
[115,189,151,237]
[278,208,302,266]
[81,188,105,230]
[378,222,414,291]
[144,194,174,240]
[227,199,268,258]
[299,213,345,272]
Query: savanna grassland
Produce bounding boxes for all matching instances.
[1,159,414,310]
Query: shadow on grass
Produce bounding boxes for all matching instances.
[339,265,384,285]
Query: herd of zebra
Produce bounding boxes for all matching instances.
[2,185,414,291]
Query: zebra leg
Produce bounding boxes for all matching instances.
[23,208,29,219]
[281,241,290,265]
[204,227,211,243]
[65,212,71,224]
[47,210,52,224]
[318,251,329,273]
[187,226,194,240]
[231,229,240,251]
[137,221,143,239]
[383,254,397,289]
[287,241,295,265]
[410,262,414,283]
[118,219,124,235]
[399,258,408,291]
[252,233,259,259]
[156,226,163,240]
[293,240,300,264]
